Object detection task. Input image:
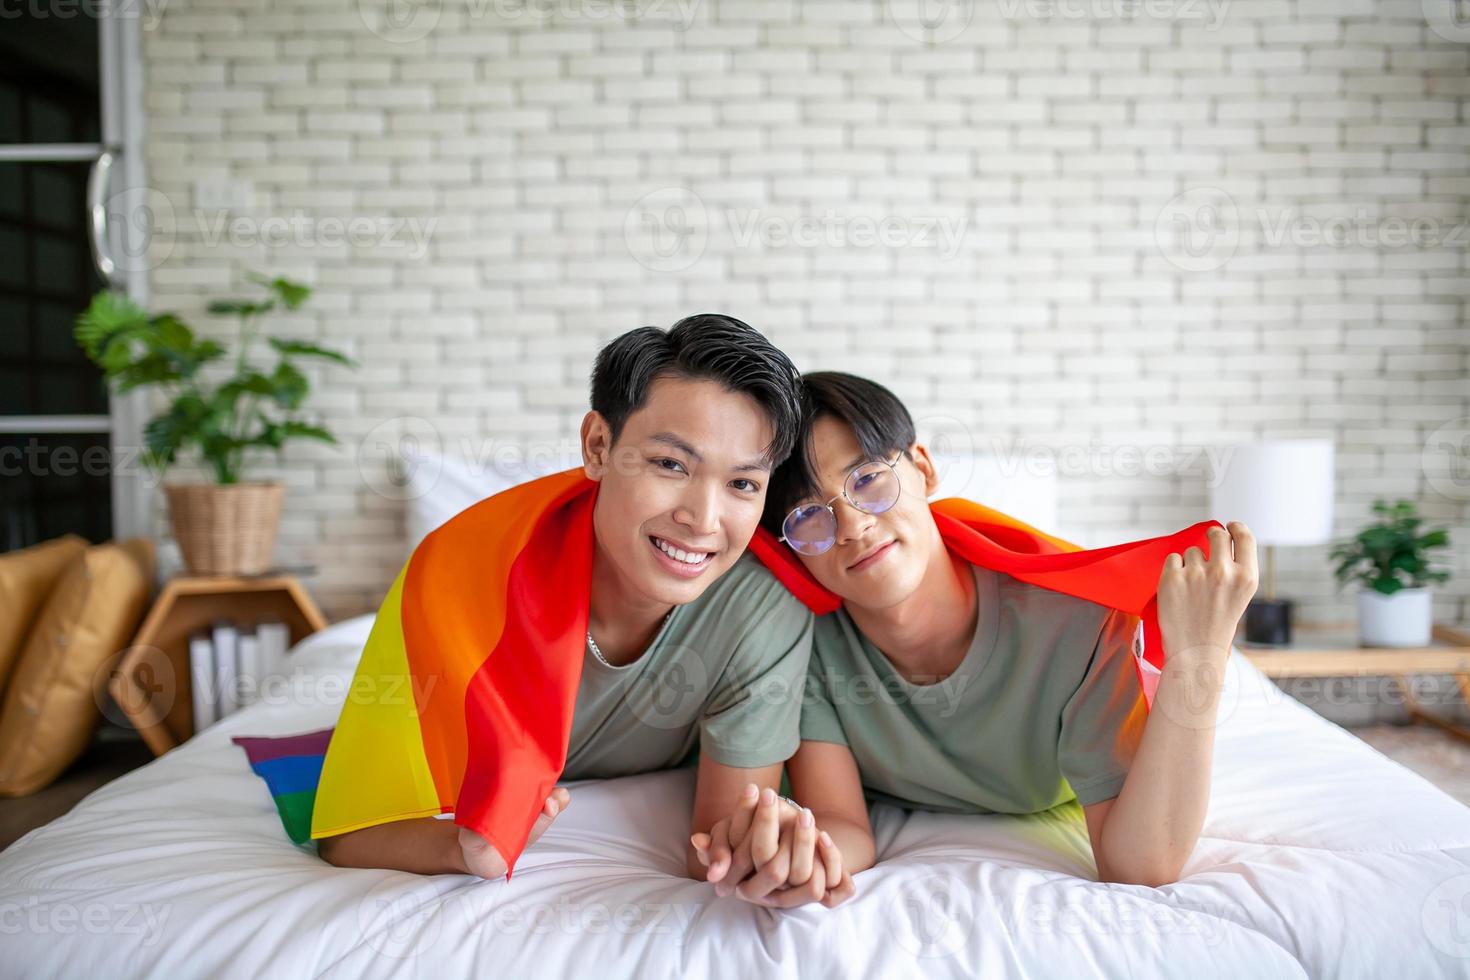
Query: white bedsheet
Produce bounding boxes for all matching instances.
[3,615,1469,979]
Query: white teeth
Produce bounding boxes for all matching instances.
[655,537,708,565]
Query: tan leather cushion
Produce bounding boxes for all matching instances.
[0,535,88,699]
[0,538,155,797]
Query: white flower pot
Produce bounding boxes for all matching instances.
[1356,587,1432,648]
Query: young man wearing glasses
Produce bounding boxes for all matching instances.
[692,371,1258,904]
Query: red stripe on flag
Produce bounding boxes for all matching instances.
[454,486,595,875]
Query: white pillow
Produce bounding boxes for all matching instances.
[928,453,1058,533]
[403,450,583,553]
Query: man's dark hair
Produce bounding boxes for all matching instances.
[590,314,802,465]
[763,371,916,533]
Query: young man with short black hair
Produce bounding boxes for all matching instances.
[318,315,826,882]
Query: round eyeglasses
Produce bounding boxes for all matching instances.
[779,455,903,556]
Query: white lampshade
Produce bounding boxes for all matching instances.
[1209,439,1335,546]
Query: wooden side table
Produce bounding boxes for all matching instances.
[110,575,328,756]
[1242,624,1470,743]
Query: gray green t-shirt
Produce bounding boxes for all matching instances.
[563,553,813,778]
[799,563,1147,813]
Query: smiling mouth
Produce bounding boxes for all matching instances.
[649,535,716,569]
[847,540,896,572]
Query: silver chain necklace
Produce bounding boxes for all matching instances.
[587,610,673,668]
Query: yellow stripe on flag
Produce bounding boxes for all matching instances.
[310,567,443,839]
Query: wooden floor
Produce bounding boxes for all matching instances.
[2,723,1468,853]
[1352,723,1470,806]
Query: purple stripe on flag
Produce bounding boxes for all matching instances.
[232,728,334,764]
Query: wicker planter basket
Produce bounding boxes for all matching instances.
[165,482,285,576]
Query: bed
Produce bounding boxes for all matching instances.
[3,613,1469,979]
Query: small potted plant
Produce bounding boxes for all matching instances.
[75,274,354,576]
[1329,499,1452,647]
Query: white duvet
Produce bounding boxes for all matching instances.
[3,615,1469,979]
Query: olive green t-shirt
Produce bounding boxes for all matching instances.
[563,553,813,778]
[799,563,1147,813]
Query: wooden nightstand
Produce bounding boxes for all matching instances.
[109,575,328,756]
[1242,624,1470,742]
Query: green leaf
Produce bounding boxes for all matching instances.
[288,421,336,444]
[255,418,337,450]
[195,339,226,363]
[246,272,312,310]
[1417,528,1450,549]
[98,336,139,373]
[115,352,185,393]
[207,299,274,317]
[74,291,149,360]
[151,313,193,349]
[150,315,225,379]
[267,338,355,367]
[268,361,309,409]
[218,371,277,400]
[141,418,181,470]
[1388,553,1422,572]
[143,393,210,469]
[276,280,311,309]
[1370,576,1403,596]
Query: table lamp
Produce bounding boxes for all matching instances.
[1209,439,1335,645]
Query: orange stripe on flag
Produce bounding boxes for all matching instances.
[400,468,593,807]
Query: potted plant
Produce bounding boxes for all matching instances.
[75,274,354,576]
[1329,499,1452,647]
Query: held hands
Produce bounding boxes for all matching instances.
[690,783,855,909]
[456,787,570,879]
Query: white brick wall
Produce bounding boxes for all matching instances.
[140,0,1469,624]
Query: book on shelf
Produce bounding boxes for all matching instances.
[189,620,290,733]
[188,634,217,731]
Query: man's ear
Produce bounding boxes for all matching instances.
[581,411,611,481]
[907,442,942,497]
